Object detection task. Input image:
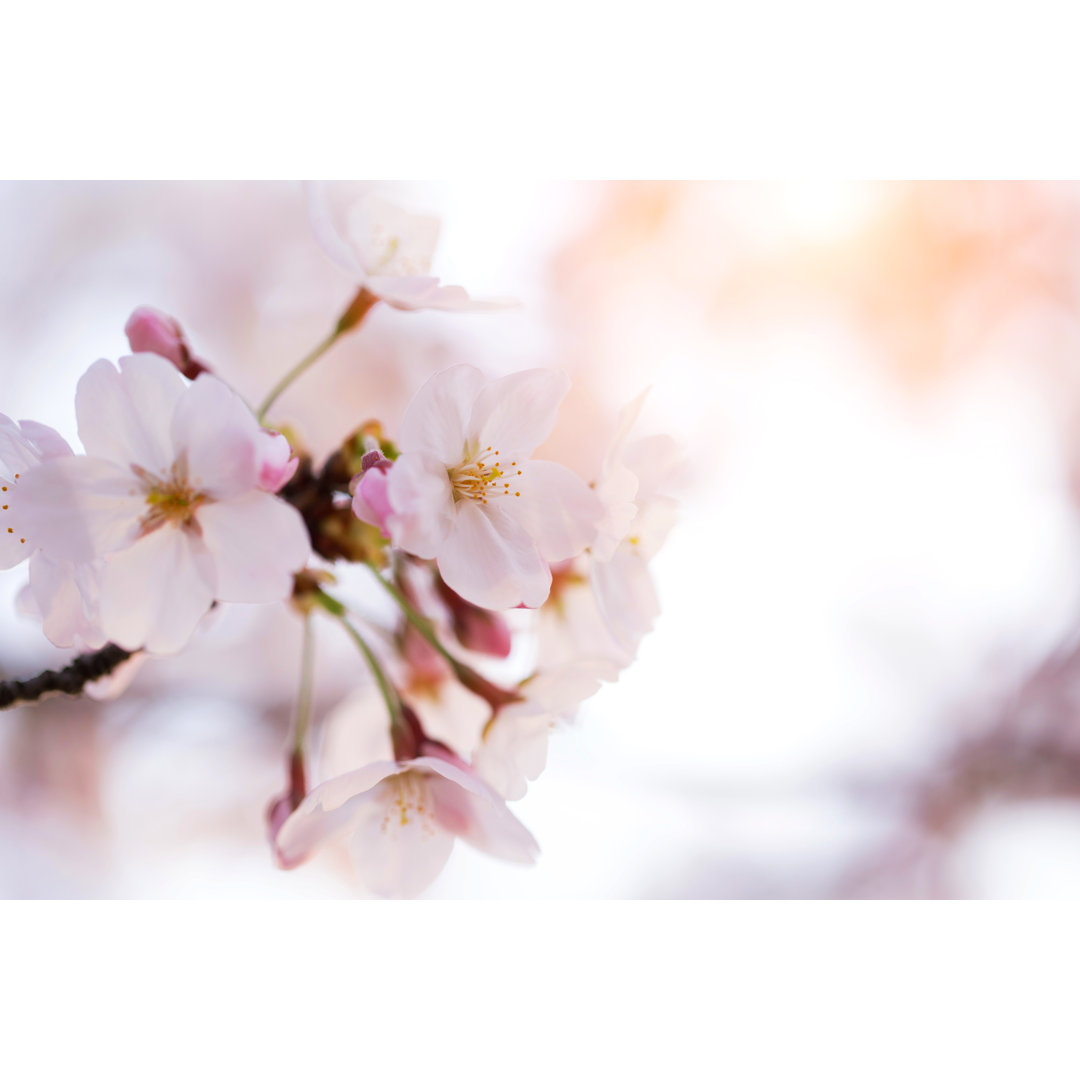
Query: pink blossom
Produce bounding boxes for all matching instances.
[305,183,515,313]
[256,430,299,493]
[370,364,602,610]
[14,355,312,654]
[474,659,619,800]
[274,754,538,897]
[1,414,107,649]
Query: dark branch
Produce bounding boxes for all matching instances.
[0,643,135,710]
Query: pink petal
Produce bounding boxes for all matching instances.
[170,374,261,499]
[274,760,402,868]
[98,526,216,653]
[396,364,486,461]
[124,307,187,368]
[469,368,570,461]
[351,466,392,534]
[12,455,145,563]
[385,452,455,559]
[506,459,601,562]
[423,763,539,864]
[256,431,299,493]
[436,501,551,610]
[196,491,311,603]
[76,356,185,474]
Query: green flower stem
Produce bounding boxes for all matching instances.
[363,562,521,710]
[255,287,379,423]
[310,588,403,728]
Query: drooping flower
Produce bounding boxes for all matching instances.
[274,751,539,898]
[14,354,312,654]
[474,659,619,800]
[305,183,515,313]
[358,364,601,610]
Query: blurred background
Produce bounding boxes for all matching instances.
[5,181,1080,898]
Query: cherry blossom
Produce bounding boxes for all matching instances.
[14,354,312,653]
[474,659,619,800]
[541,394,681,668]
[0,414,108,649]
[305,182,514,313]
[274,752,538,898]
[365,364,602,610]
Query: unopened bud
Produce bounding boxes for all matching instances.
[124,306,208,379]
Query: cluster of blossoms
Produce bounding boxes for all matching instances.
[0,185,679,896]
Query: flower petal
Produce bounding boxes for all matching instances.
[436,501,551,610]
[386,452,455,559]
[76,355,185,474]
[26,553,106,650]
[396,364,486,461]
[422,760,539,864]
[170,374,261,499]
[346,780,456,898]
[507,459,601,562]
[368,277,516,312]
[12,456,145,563]
[196,491,311,603]
[274,760,403,867]
[303,180,369,277]
[98,526,216,653]
[469,368,570,460]
[590,546,661,659]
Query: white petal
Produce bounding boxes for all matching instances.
[623,433,684,507]
[303,180,369,277]
[508,459,601,562]
[368,276,516,312]
[347,776,456,898]
[76,355,185,474]
[422,759,539,864]
[170,374,261,499]
[12,456,145,563]
[469,368,570,460]
[99,526,216,653]
[474,709,553,801]
[590,547,661,659]
[27,554,106,650]
[386,452,455,559]
[196,491,310,603]
[397,364,485,461]
[0,414,71,474]
[274,760,402,867]
[436,501,551,610]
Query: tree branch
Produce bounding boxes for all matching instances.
[0,643,135,710]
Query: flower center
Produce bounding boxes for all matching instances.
[448,446,523,506]
[378,772,437,836]
[134,461,206,533]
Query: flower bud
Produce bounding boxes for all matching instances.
[351,452,393,536]
[124,306,208,379]
[257,430,300,493]
[435,576,513,658]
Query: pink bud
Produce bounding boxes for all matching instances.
[257,430,300,493]
[454,605,513,658]
[124,306,208,379]
[352,463,393,535]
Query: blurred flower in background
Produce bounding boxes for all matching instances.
[5,181,1080,897]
